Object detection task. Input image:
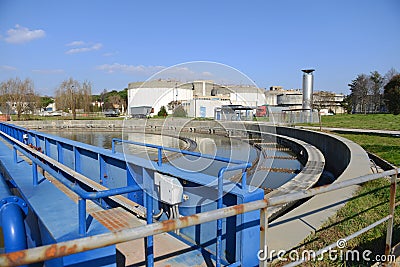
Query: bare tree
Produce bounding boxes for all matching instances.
[313,91,335,112]
[80,80,92,113]
[0,77,38,119]
[369,71,384,113]
[384,67,399,85]
[55,78,92,119]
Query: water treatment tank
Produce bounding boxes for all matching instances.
[302,69,315,110]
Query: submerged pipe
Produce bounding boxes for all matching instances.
[0,177,28,256]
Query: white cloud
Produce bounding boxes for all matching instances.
[66,40,86,47]
[0,65,17,71]
[32,69,64,74]
[96,63,217,81]
[96,63,165,75]
[5,24,45,44]
[159,67,215,81]
[103,51,119,57]
[65,43,103,54]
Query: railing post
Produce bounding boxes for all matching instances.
[13,146,17,164]
[44,137,49,156]
[241,169,247,190]
[78,198,86,236]
[259,206,268,267]
[74,147,81,173]
[157,147,162,166]
[145,192,154,267]
[57,142,64,164]
[216,169,224,267]
[32,162,38,186]
[35,134,40,149]
[385,172,397,261]
[111,139,116,153]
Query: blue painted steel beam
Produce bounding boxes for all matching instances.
[145,192,154,267]
[74,147,81,172]
[57,141,64,164]
[44,137,50,156]
[32,162,38,186]
[78,198,86,236]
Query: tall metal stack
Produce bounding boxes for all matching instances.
[302,69,315,111]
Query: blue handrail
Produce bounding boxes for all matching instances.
[112,137,252,267]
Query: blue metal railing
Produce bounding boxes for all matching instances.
[112,138,252,267]
[1,124,255,267]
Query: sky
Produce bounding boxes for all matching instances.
[0,0,399,96]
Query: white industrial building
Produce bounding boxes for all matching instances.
[127,74,346,119]
[264,86,345,114]
[127,80,266,118]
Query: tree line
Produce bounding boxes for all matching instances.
[92,88,127,112]
[0,77,37,119]
[348,68,400,114]
[0,77,128,120]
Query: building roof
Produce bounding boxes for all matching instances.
[128,80,266,95]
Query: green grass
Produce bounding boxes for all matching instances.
[301,113,400,131]
[338,133,400,166]
[273,179,400,266]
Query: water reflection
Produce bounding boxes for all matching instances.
[43,129,301,189]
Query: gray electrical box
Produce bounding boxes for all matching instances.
[154,172,183,205]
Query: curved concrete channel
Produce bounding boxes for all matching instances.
[8,119,372,258]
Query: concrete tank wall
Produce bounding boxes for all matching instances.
[9,120,371,181]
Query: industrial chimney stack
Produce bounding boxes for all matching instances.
[302,69,315,110]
